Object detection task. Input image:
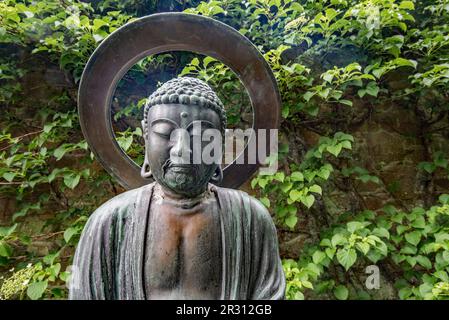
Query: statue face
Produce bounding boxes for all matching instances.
[144,103,222,197]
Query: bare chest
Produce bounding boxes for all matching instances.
[144,197,222,299]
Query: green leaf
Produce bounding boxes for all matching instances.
[420,162,436,174]
[43,123,56,133]
[443,251,449,263]
[347,221,364,233]
[356,242,370,255]
[2,172,16,182]
[439,194,449,204]
[434,271,449,282]
[274,172,285,182]
[372,227,390,239]
[13,203,40,221]
[251,178,257,189]
[43,251,60,265]
[396,225,409,235]
[63,173,80,189]
[258,179,268,189]
[406,256,417,267]
[0,224,17,237]
[336,248,357,270]
[301,194,315,208]
[327,144,342,157]
[399,1,414,10]
[53,145,66,161]
[280,182,293,193]
[277,206,288,218]
[203,56,215,68]
[340,140,352,150]
[294,291,304,300]
[322,73,333,83]
[317,166,332,179]
[0,241,13,257]
[302,280,313,289]
[435,157,448,168]
[394,58,417,69]
[93,18,107,31]
[117,135,133,151]
[27,281,48,300]
[309,184,322,195]
[334,285,349,300]
[404,231,422,246]
[303,171,316,182]
[260,197,270,208]
[290,171,304,181]
[325,247,336,259]
[398,287,412,300]
[339,99,353,107]
[331,233,347,247]
[64,227,78,243]
[416,255,432,269]
[285,215,298,229]
[400,244,417,255]
[312,251,326,264]
[289,189,302,202]
[303,91,315,101]
[411,216,426,229]
[190,57,200,66]
[365,82,379,97]
[320,239,332,247]
[282,106,290,118]
[334,132,354,142]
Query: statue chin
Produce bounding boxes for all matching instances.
[160,169,210,197]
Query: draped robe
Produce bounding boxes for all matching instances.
[68,182,285,300]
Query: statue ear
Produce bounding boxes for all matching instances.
[209,164,223,185]
[141,150,153,180]
[140,120,153,179]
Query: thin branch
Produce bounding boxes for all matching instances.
[0,129,43,152]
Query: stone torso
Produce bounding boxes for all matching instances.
[144,184,222,299]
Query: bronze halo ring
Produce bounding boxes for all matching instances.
[78,12,280,190]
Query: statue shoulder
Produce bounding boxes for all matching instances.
[243,191,274,224]
[213,185,274,226]
[88,183,153,222]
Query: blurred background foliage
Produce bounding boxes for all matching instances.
[1,0,449,300]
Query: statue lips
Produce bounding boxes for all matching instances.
[163,160,198,176]
[169,165,196,174]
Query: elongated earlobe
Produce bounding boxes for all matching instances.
[141,161,153,179]
[141,150,153,180]
[209,165,223,184]
[140,120,153,179]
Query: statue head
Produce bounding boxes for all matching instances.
[141,77,227,197]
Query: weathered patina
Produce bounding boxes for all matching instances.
[70,77,285,300]
[72,12,284,300]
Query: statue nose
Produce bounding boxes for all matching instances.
[170,129,192,162]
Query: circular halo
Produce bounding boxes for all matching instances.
[78,12,280,190]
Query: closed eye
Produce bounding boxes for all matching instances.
[151,122,175,138]
[187,120,216,137]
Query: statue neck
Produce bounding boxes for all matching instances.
[155,183,211,210]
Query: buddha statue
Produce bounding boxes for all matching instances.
[69,77,285,300]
